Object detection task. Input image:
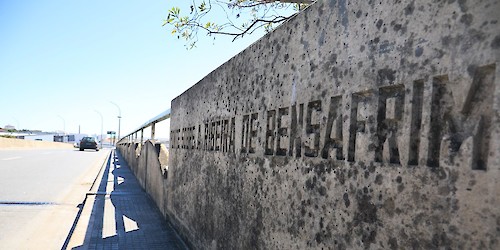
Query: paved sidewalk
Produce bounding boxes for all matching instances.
[65,149,188,250]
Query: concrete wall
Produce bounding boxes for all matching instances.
[0,137,73,149]
[117,142,169,217]
[167,0,500,249]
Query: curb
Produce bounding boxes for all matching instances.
[61,150,112,249]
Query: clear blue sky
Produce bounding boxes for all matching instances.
[0,0,266,138]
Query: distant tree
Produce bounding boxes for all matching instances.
[163,0,315,49]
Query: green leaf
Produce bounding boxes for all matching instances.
[199,1,206,12]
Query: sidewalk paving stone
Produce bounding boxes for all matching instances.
[67,149,188,250]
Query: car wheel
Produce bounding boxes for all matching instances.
[79,148,84,151]
[96,148,99,151]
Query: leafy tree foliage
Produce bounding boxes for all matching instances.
[163,0,314,49]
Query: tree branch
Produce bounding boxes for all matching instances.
[164,0,315,48]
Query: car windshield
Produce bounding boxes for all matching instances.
[82,137,95,142]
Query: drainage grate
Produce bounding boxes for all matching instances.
[86,192,144,196]
[0,201,56,206]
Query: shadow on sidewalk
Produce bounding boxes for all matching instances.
[68,150,187,250]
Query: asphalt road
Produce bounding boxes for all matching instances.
[0,147,110,249]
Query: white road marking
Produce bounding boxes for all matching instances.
[2,157,21,161]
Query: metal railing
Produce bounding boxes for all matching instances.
[117,108,170,145]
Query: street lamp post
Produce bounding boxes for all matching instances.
[94,110,103,149]
[110,101,121,145]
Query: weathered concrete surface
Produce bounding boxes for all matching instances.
[120,142,140,172]
[117,142,168,217]
[144,142,167,215]
[0,137,73,149]
[167,0,500,249]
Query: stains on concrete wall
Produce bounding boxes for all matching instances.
[168,0,500,249]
